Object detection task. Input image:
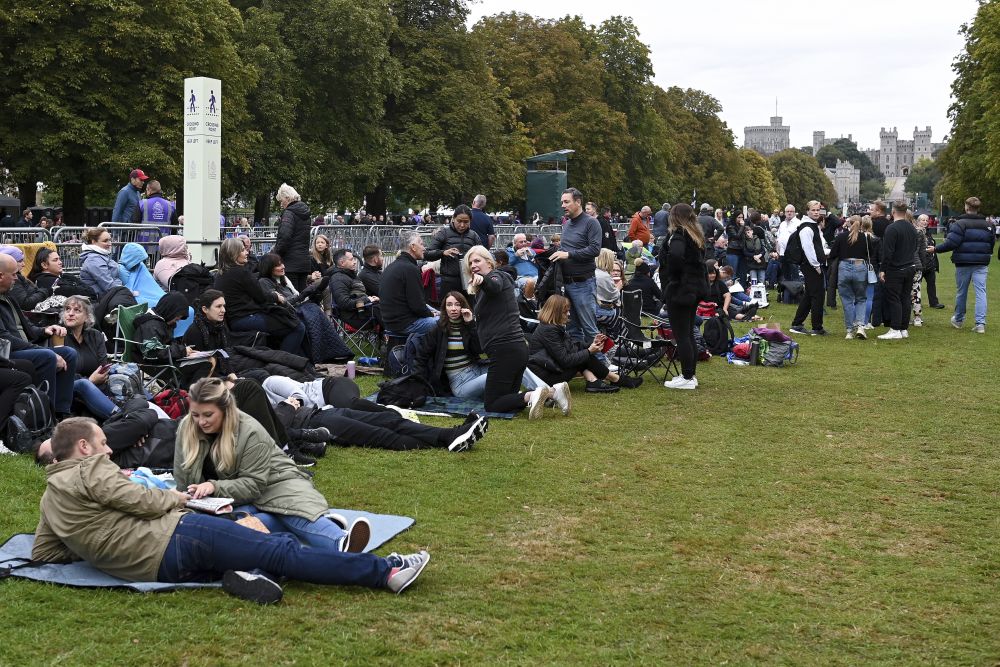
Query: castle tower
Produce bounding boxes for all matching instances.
[813,131,826,155]
[880,127,898,178]
[913,125,932,163]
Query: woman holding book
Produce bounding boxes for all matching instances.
[174,377,371,553]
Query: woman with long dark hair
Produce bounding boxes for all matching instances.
[659,203,708,390]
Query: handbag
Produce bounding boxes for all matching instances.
[864,235,878,284]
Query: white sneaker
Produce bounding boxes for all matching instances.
[663,375,684,388]
[913,318,923,327]
[864,323,874,330]
[665,376,698,390]
[338,517,371,553]
[845,331,854,340]
[551,382,571,416]
[854,325,867,340]
[900,329,909,338]
[974,324,985,334]
[951,316,962,329]
[877,329,903,340]
[526,387,551,420]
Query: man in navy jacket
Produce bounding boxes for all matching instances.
[929,196,995,333]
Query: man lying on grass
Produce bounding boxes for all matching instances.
[30,417,429,604]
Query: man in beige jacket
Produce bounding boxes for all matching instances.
[32,417,430,603]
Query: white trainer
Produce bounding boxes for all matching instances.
[877,329,903,340]
[551,382,572,416]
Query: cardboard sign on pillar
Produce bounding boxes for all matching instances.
[183,77,222,264]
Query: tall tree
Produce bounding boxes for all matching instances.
[767,149,838,211]
[734,149,782,213]
[0,0,256,223]
[936,0,1000,210]
[904,158,942,197]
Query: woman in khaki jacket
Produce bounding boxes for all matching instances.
[174,378,370,552]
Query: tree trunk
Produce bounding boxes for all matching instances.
[62,180,86,226]
[254,193,270,226]
[16,179,36,212]
[364,183,388,219]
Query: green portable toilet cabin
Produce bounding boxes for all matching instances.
[525,150,574,223]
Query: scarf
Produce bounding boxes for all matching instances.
[194,313,231,350]
[82,243,110,255]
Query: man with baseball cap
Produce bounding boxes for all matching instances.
[112,168,149,223]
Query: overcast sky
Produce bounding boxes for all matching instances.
[467,0,979,150]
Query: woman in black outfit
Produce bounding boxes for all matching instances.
[214,237,306,355]
[274,183,312,291]
[463,246,550,418]
[29,248,95,298]
[659,203,709,390]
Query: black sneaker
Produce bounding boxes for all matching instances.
[612,375,643,389]
[447,415,486,452]
[463,412,489,439]
[932,303,945,309]
[222,570,283,604]
[288,448,316,467]
[811,328,829,336]
[788,325,809,335]
[287,427,331,444]
[585,380,620,393]
[295,441,327,458]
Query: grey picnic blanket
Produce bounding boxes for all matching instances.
[366,394,516,420]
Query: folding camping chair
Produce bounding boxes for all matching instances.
[112,302,181,392]
[330,303,382,359]
[605,289,679,383]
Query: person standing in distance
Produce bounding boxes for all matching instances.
[877,201,919,340]
[928,196,995,333]
[470,195,496,249]
[788,200,828,336]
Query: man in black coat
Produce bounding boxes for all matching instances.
[329,248,381,329]
[379,230,437,337]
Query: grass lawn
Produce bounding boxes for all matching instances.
[1,261,999,666]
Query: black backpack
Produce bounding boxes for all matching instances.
[779,280,804,305]
[376,373,435,409]
[169,265,215,307]
[5,386,55,454]
[702,315,734,356]
[783,226,804,265]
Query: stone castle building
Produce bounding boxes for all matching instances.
[875,126,934,178]
[813,131,854,155]
[744,116,790,155]
[823,160,860,206]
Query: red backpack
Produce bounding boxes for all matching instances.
[153,388,190,419]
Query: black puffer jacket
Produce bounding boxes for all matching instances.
[659,230,709,307]
[132,312,187,364]
[424,224,482,277]
[528,322,591,373]
[274,200,312,274]
[10,274,50,310]
[328,267,373,315]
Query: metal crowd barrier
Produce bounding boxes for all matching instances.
[0,227,52,245]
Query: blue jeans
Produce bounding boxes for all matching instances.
[233,505,345,551]
[402,316,438,337]
[447,362,546,399]
[748,269,766,284]
[565,276,598,345]
[231,313,306,355]
[726,253,743,282]
[837,261,868,329]
[11,346,77,413]
[765,259,780,286]
[865,283,875,324]
[156,513,389,587]
[954,265,988,326]
[74,378,117,419]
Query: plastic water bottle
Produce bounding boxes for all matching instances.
[346,361,356,379]
[358,356,378,366]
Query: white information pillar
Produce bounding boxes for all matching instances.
[183,77,222,264]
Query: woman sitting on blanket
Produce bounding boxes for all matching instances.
[411,291,550,402]
[174,377,372,553]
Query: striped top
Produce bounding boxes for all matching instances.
[443,321,472,374]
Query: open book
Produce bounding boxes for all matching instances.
[185,496,235,515]
[179,349,229,367]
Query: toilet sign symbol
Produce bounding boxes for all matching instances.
[188,90,196,112]
[209,90,217,114]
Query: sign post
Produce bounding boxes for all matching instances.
[182,77,222,264]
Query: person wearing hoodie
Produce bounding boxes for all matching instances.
[273,183,312,291]
[79,228,124,296]
[153,235,191,290]
[119,242,193,337]
[328,248,381,329]
[132,292,214,387]
[0,246,51,310]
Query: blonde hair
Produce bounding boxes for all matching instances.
[861,215,873,234]
[178,378,240,475]
[596,248,617,273]
[462,245,496,294]
[311,234,333,267]
[847,215,862,245]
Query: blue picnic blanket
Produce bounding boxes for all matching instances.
[366,393,516,420]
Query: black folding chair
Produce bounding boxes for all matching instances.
[605,289,679,383]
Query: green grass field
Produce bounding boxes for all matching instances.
[1,261,999,666]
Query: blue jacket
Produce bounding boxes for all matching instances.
[118,243,193,336]
[935,213,995,266]
[80,247,124,295]
[112,183,141,223]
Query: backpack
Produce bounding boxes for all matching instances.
[114,419,178,470]
[107,363,145,406]
[385,344,408,378]
[783,226,804,265]
[702,315,735,356]
[169,265,215,307]
[152,388,189,419]
[779,280,804,304]
[5,386,55,454]
[376,374,435,409]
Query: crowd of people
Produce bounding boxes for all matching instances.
[4,165,996,605]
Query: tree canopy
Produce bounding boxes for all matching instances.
[768,149,838,211]
[936,0,1000,211]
